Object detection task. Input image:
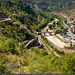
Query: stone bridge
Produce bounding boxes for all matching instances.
[37,30,56,36]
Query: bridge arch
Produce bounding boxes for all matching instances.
[37,31,56,36]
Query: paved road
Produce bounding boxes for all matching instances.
[46,43,61,57]
[38,35,51,54]
[52,12,70,21]
[38,35,61,57]
[0,18,11,22]
[63,20,75,39]
[25,39,34,48]
[0,15,11,22]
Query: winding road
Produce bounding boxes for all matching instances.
[38,35,61,57]
[38,35,51,54]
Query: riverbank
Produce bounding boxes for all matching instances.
[45,33,70,48]
[41,18,73,54]
[45,33,73,54]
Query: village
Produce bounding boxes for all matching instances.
[40,17,75,52]
[52,12,75,45]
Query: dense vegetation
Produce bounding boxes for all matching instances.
[0,41,75,74]
[56,21,67,34]
[41,35,65,55]
[0,22,27,41]
[33,1,75,18]
[0,1,75,74]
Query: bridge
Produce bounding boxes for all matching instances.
[25,39,35,48]
[37,30,56,36]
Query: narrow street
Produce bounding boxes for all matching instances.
[63,20,75,40]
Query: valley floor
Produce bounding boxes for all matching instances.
[45,33,70,48]
[41,19,73,54]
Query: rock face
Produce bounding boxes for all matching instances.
[0,15,11,23]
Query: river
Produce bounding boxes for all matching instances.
[41,18,73,54]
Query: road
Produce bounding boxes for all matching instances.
[0,18,11,22]
[53,12,75,38]
[52,12,71,21]
[25,39,34,48]
[63,20,75,39]
[38,35,61,57]
[0,15,11,22]
[46,44,61,57]
[34,4,38,11]
[40,18,45,23]
[38,35,51,54]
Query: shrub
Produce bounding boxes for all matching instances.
[0,60,10,74]
[31,47,40,54]
[40,50,48,56]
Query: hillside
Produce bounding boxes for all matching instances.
[0,1,75,74]
[32,1,75,18]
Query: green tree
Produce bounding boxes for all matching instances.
[46,29,48,32]
[0,60,10,74]
[49,24,53,29]
[19,42,25,54]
